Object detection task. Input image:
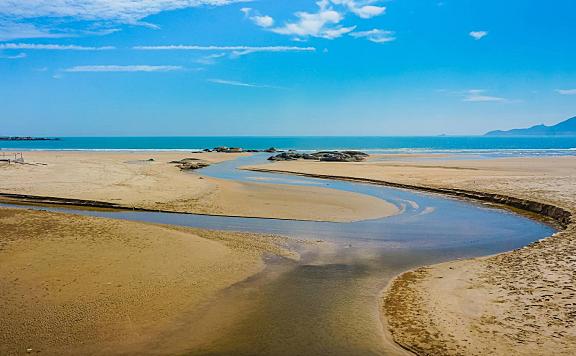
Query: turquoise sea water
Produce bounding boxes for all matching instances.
[1,136,575,155]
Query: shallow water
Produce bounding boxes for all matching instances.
[0,154,555,355]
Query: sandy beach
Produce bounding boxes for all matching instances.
[0,151,398,222]
[3,151,575,355]
[0,207,297,355]
[247,155,576,355]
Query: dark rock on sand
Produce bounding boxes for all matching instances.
[268,151,369,162]
[200,146,278,153]
[213,147,243,153]
[268,152,303,161]
[170,158,210,170]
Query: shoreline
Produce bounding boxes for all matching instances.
[244,167,571,228]
[0,150,398,222]
[3,152,574,353]
[0,206,297,355]
[379,277,423,356]
[246,157,576,354]
[0,193,370,223]
[3,162,566,226]
[4,161,569,354]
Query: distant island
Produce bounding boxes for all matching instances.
[485,116,576,136]
[0,137,59,141]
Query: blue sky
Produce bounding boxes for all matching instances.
[0,0,575,136]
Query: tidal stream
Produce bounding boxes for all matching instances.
[0,154,555,355]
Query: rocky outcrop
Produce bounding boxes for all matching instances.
[204,147,278,153]
[268,151,369,162]
[213,147,243,153]
[169,158,210,170]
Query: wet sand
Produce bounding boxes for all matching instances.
[0,207,296,355]
[0,151,398,222]
[247,155,576,355]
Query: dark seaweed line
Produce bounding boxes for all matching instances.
[0,192,331,223]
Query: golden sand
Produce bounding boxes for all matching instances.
[0,151,398,222]
[248,155,576,355]
[0,207,296,355]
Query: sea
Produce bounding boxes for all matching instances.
[1,136,576,157]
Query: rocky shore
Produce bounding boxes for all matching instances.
[201,146,278,153]
[197,147,370,163]
[268,150,369,162]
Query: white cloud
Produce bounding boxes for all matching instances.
[0,43,115,50]
[253,15,274,28]
[318,26,356,39]
[271,4,351,39]
[0,21,71,41]
[469,31,488,40]
[462,89,507,102]
[196,52,227,65]
[331,0,385,19]
[64,65,183,72]
[0,1,247,24]
[555,89,576,95]
[264,0,384,40]
[134,45,316,58]
[351,5,385,18]
[208,78,283,89]
[350,29,395,43]
[0,52,27,59]
[0,0,248,39]
[241,8,274,28]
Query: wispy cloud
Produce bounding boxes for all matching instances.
[134,45,315,52]
[196,52,227,65]
[349,29,395,43]
[64,65,183,72]
[0,0,248,39]
[0,1,248,26]
[462,89,507,102]
[135,45,315,59]
[208,78,284,89]
[0,43,115,50]
[0,52,27,59]
[253,0,386,40]
[555,89,576,95]
[0,20,71,41]
[469,31,488,40]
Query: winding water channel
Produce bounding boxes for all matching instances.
[1,154,555,355]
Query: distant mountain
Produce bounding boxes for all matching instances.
[485,116,576,136]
